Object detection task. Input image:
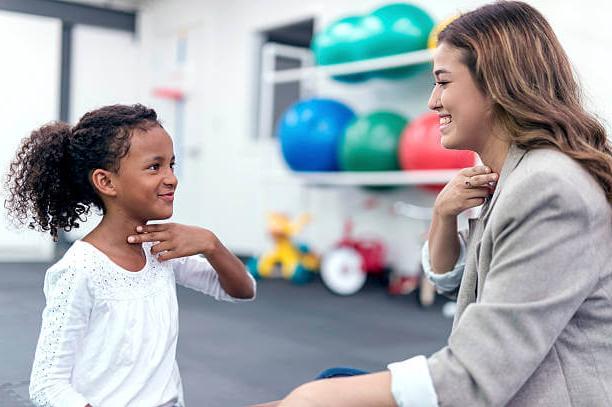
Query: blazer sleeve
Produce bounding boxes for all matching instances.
[426,171,605,406]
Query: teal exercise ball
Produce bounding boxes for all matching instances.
[364,3,434,79]
[312,3,434,83]
[312,16,370,83]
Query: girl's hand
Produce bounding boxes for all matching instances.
[129,223,255,299]
[127,223,220,261]
[434,165,498,219]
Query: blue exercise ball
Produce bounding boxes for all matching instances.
[278,98,356,172]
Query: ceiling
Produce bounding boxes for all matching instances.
[59,0,152,12]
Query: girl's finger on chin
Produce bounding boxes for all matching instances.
[157,250,177,262]
[151,239,173,253]
[136,223,165,234]
[127,235,140,244]
[128,231,163,243]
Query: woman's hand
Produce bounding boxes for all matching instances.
[434,165,498,219]
[127,223,220,261]
[428,166,498,273]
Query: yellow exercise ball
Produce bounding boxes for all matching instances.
[428,15,459,49]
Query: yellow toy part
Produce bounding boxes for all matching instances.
[301,252,320,271]
[266,213,310,239]
[428,15,459,49]
[256,212,319,284]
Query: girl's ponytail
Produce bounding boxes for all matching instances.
[4,104,160,241]
[5,122,83,241]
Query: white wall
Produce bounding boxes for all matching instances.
[0,15,146,259]
[530,0,612,132]
[133,0,612,274]
[0,11,60,262]
[3,1,607,265]
[65,24,144,240]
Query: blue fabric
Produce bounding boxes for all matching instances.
[316,367,369,379]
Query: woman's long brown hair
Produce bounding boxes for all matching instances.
[439,1,612,202]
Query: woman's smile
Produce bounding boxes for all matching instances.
[439,114,453,133]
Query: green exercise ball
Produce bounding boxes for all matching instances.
[312,16,370,83]
[364,3,435,79]
[339,111,408,171]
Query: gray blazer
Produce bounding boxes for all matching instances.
[427,144,612,406]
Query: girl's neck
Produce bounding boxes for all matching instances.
[83,211,147,256]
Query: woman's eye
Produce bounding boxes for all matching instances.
[170,162,176,170]
[436,81,449,87]
[148,164,160,170]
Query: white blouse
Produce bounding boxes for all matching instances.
[29,240,256,407]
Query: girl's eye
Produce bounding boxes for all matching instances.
[170,162,176,171]
[148,164,160,171]
[435,81,449,87]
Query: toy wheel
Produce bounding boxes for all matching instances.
[321,247,366,296]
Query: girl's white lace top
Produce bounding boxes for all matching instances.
[29,240,256,407]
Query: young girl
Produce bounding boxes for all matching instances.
[265,1,612,406]
[5,104,256,407]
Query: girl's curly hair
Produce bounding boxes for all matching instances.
[4,104,160,241]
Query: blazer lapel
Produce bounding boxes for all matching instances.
[480,144,527,223]
[452,144,527,329]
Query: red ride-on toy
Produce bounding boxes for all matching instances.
[321,220,388,296]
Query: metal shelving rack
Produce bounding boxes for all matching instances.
[258,45,455,187]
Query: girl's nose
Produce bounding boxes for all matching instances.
[164,169,178,187]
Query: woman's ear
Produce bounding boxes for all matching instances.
[90,169,117,197]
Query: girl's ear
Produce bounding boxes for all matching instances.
[90,169,117,197]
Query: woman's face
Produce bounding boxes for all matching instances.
[428,42,494,152]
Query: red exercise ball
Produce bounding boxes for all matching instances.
[399,113,476,192]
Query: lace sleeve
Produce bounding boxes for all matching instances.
[29,263,92,407]
[171,255,255,302]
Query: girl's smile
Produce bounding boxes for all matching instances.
[111,125,178,222]
[158,191,175,203]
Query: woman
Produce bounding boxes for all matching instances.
[266,1,612,406]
